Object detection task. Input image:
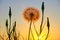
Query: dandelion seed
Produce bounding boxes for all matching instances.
[23,7,40,22]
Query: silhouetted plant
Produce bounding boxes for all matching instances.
[31,1,50,40]
[23,7,40,40]
[12,21,16,34]
[12,21,18,40]
[40,1,44,34]
[32,2,45,40]
[45,17,50,40]
[47,17,50,33]
[3,6,25,40]
[23,1,50,40]
[5,7,19,40]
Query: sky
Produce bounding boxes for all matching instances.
[0,0,60,40]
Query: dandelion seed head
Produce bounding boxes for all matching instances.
[23,7,40,22]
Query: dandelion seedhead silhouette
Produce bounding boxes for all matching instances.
[23,7,40,22]
[23,1,50,40]
[23,7,40,40]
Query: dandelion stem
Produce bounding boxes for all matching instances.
[28,21,32,40]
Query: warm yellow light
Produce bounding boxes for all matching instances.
[39,33,47,40]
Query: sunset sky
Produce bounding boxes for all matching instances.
[0,0,60,40]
